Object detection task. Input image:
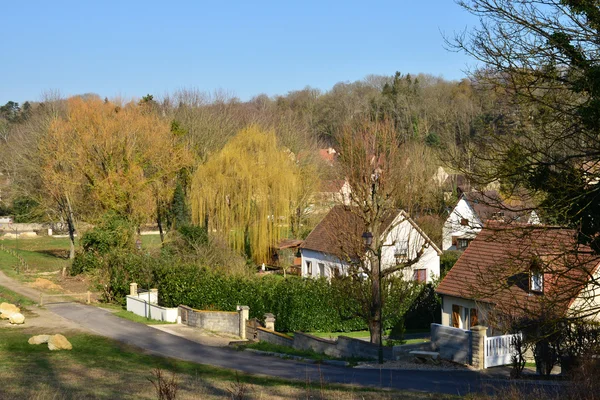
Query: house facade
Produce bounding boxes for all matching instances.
[437,224,600,333]
[300,206,442,283]
[442,191,539,251]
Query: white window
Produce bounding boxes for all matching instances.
[530,271,543,293]
[318,263,325,277]
[306,261,312,276]
[395,240,408,262]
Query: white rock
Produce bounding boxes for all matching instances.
[0,302,20,315]
[48,334,72,351]
[9,313,25,324]
[28,335,51,345]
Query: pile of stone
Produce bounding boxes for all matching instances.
[28,334,72,351]
[0,302,25,325]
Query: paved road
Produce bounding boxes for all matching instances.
[46,302,483,395]
[0,270,513,395]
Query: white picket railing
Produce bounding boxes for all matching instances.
[484,333,522,368]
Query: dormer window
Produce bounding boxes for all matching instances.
[530,258,544,293]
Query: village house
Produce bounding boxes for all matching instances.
[300,205,442,282]
[436,224,600,334]
[442,190,539,251]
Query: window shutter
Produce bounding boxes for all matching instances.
[470,308,478,327]
[452,305,460,328]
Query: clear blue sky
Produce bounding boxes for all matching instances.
[1,1,479,105]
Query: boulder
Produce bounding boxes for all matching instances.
[48,334,72,351]
[0,312,13,320]
[0,302,20,315]
[28,335,51,345]
[9,313,25,324]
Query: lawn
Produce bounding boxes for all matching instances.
[113,309,175,325]
[0,328,454,400]
[0,285,35,306]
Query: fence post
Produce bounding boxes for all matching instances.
[39,293,43,306]
[237,306,250,339]
[86,291,91,304]
[130,282,138,296]
[471,325,488,370]
[264,313,276,331]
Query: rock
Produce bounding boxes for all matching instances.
[9,313,25,324]
[0,302,20,315]
[28,335,51,345]
[0,312,13,320]
[48,334,72,351]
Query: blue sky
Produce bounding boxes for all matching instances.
[1,1,479,105]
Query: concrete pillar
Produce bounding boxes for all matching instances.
[149,288,158,304]
[237,306,250,339]
[471,326,488,370]
[129,282,138,296]
[264,313,276,331]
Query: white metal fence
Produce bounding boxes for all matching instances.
[484,333,522,368]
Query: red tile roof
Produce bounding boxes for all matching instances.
[437,224,599,317]
[320,180,346,193]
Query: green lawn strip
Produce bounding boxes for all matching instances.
[113,309,174,325]
[0,329,443,399]
[0,285,35,306]
[300,329,390,340]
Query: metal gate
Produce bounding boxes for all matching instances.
[485,333,522,368]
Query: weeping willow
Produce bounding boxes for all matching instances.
[191,125,300,263]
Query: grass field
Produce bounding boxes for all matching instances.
[0,328,454,400]
[0,285,35,306]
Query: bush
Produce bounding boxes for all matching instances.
[80,214,135,254]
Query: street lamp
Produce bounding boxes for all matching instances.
[362,230,384,364]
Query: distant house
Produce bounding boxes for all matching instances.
[442,190,539,251]
[436,224,600,333]
[0,216,12,224]
[316,179,351,207]
[318,148,337,166]
[268,238,303,275]
[300,205,442,282]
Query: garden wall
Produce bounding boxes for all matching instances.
[256,327,294,347]
[126,295,178,323]
[430,323,472,364]
[179,305,243,337]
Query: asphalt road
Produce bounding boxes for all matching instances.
[45,302,484,395]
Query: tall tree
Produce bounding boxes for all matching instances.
[191,125,301,263]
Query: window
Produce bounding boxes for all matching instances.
[460,218,469,226]
[530,270,544,293]
[306,261,312,276]
[318,263,325,277]
[413,269,427,283]
[452,305,461,328]
[457,238,471,250]
[470,308,478,328]
[395,241,408,263]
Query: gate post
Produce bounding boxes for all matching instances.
[471,326,487,370]
[237,306,249,339]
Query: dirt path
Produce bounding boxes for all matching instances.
[0,270,87,334]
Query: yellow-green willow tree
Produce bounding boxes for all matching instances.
[191,125,300,263]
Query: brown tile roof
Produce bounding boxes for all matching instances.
[277,239,304,249]
[437,224,599,317]
[301,205,442,257]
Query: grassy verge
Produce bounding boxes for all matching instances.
[0,328,450,400]
[0,285,35,306]
[113,310,174,325]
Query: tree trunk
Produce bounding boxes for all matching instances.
[65,194,76,260]
[369,251,382,346]
[157,199,164,244]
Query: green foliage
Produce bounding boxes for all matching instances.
[11,196,41,222]
[80,214,135,255]
[440,251,461,277]
[170,182,190,228]
[177,225,209,248]
[403,283,441,331]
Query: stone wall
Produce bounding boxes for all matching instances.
[179,306,240,336]
[293,332,339,357]
[430,323,472,364]
[256,327,294,347]
[336,336,393,360]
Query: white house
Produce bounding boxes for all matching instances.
[442,191,539,251]
[300,205,442,283]
[437,224,600,333]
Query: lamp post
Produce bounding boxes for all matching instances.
[362,231,384,364]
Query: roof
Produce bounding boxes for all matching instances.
[461,190,531,222]
[301,205,442,257]
[277,239,303,250]
[437,224,600,317]
[318,148,337,165]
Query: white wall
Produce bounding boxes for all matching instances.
[300,249,347,278]
[569,265,600,322]
[441,295,494,334]
[126,295,178,322]
[442,196,481,251]
[301,214,441,282]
